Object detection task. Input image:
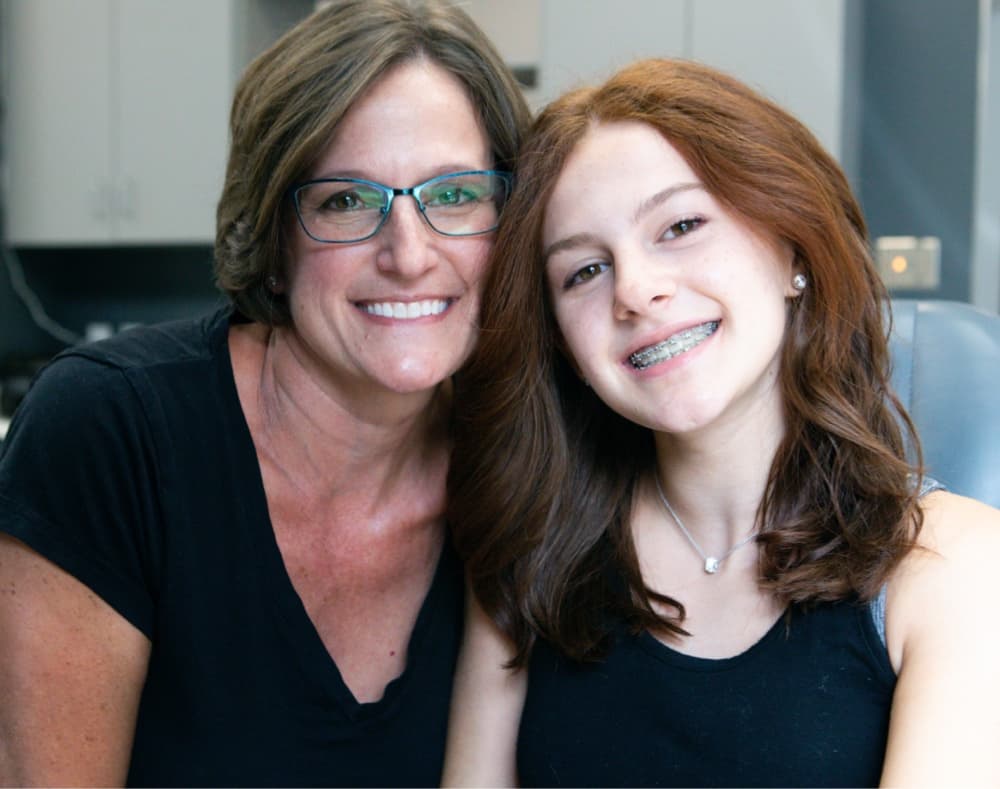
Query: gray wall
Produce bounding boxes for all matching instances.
[859,0,981,301]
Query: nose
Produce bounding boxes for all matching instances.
[375,195,437,279]
[612,256,675,321]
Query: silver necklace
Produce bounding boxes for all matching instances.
[653,475,757,574]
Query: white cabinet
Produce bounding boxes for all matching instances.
[5,0,115,244]
[466,0,859,171]
[3,0,311,246]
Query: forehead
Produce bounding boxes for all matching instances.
[311,59,491,179]
[543,121,698,237]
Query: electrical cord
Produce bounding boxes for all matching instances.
[2,244,81,346]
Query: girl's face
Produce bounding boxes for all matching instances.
[542,121,800,442]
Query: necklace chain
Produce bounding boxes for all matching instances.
[653,475,757,575]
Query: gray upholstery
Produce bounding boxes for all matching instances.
[888,299,1000,508]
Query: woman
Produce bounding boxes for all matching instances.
[444,59,1000,787]
[0,1,529,785]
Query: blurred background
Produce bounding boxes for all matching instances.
[0,0,997,425]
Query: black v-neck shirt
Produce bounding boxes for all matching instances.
[0,307,463,787]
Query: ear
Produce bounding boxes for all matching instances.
[787,271,808,298]
[266,274,285,294]
[784,247,806,299]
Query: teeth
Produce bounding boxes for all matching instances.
[629,321,719,369]
[362,299,450,319]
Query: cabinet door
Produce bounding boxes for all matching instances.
[115,0,234,243]
[538,0,686,105]
[689,0,850,162]
[6,0,114,245]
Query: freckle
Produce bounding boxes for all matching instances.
[390,650,396,656]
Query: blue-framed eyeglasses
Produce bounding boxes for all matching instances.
[291,169,512,244]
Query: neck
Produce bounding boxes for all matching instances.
[232,323,451,498]
[652,402,786,545]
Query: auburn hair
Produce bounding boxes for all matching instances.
[448,58,924,666]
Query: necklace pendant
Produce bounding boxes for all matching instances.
[704,557,720,574]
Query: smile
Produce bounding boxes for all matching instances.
[628,321,720,370]
[360,299,453,319]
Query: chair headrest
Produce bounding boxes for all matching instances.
[888,299,1000,508]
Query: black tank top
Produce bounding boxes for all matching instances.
[517,599,895,787]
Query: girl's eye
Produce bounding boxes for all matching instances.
[565,261,609,289]
[662,216,704,239]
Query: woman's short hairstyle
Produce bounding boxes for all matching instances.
[450,58,922,665]
[214,0,531,325]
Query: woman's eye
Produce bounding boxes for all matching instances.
[321,187,381,212]
[662,216,704,239]
[426,186,476,206]
[322,191,362,211]
[566,261,609,288]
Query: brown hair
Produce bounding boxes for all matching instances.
[214,0,531,324]
[449,58,924,666]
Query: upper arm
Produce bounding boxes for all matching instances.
[880,492,1000,786]
[441,592,527,788]
[0,534,151,786]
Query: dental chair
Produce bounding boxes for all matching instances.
[887,299,1000,509]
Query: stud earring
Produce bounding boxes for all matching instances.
[792,273,807,292]
[266,275,282,293]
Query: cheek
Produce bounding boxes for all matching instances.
[287,251,343,299]
[466,241,493,292]
[552,306,592,373]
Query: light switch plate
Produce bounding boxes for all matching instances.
[875,236,941,290]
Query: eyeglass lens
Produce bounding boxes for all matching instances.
[294,171,509,243]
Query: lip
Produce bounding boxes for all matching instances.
[623,319,720,374]
[623,318,720,362]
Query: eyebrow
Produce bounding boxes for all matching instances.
[309,164,486,184]
[543,232,604,263]
[633,182,704,223]
[543,181,705,262]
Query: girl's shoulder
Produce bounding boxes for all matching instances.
[878,489,1000,784]
[885,489,1000,665]
[913,488,1000,558]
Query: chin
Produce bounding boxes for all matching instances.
[380,358,465,396]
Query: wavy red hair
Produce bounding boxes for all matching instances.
[449,59,923,665]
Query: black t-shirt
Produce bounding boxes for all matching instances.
[518,600,896,788]
[0,307,463,787]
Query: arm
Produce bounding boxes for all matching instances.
[879,491,1000,787]
[441,591,527,787]
[0,534,151,786]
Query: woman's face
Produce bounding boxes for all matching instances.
[284,59,495,399]
[542,121,800,441]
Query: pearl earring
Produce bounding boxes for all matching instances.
[792,273,807,292]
